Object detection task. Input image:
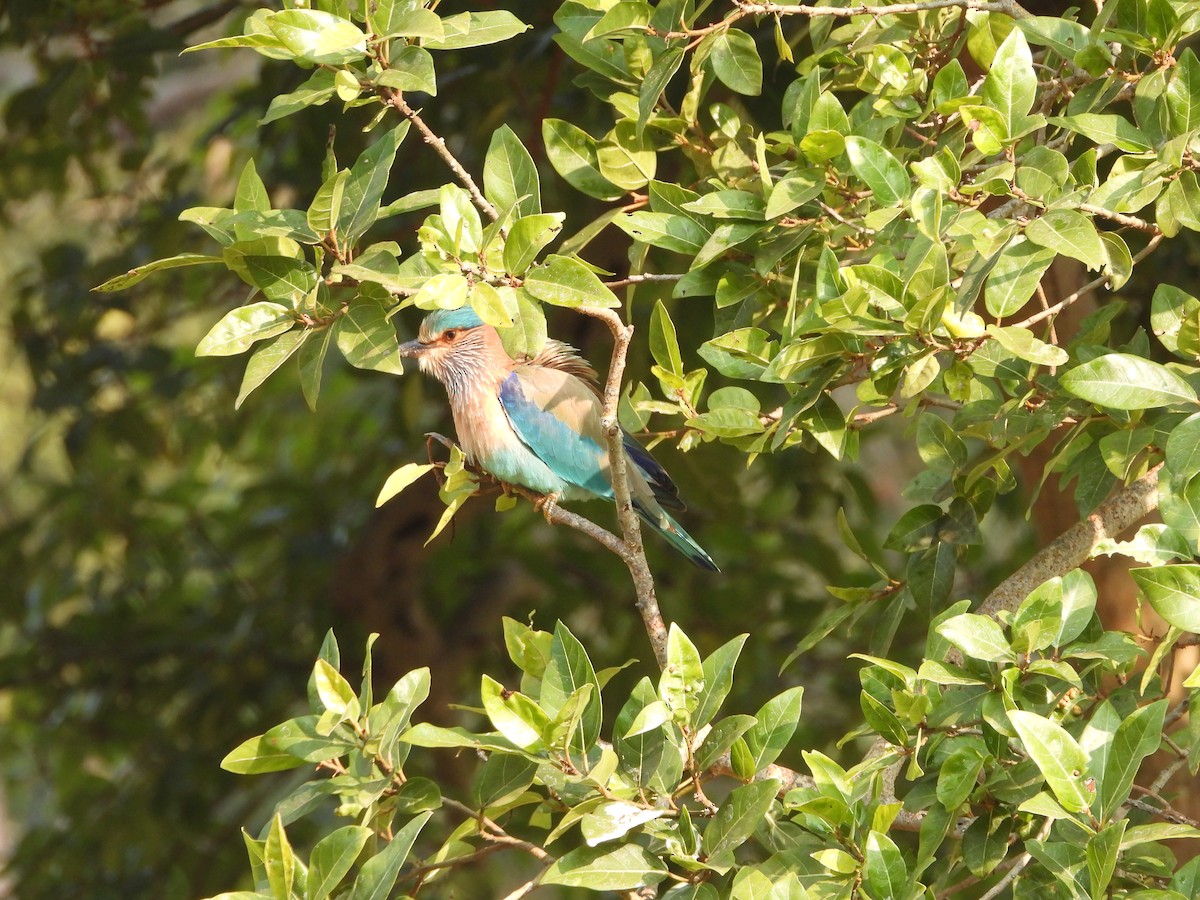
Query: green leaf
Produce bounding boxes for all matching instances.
[1131,565,1200,631]
[307,826,370,900]
[542,844,668,891]
[583,2,651,40]
[984,238,1056,317]
[298,325,333,411]
[375,463,434,508]
[235,158,270,217]
[985,325,1068,367]
[197,302,294,357]
[1060,353,1198,409]
[704,779,779,859]
[470,752,538,809]
[1168,413,1200,478]
[236,329,310,409]
[981,28,1036,136]
[412,273,469,311]
[221,733,308,774]
[597,121,656,190]
[542,118,623,201]
[658,623,703,723]
[936,747,984,810]
[1047,113,1152,152]
[1025,209,1105,269]
[260,69,337,125]
[501,290,547,359]
[313,658,358,718]
[638,48,684,136]
[183,33,286,55]
[1099,699,1167,820]
[696,715,757,771]
[266,10,366,65]
[348,812,432,900]
[338,124,409,246]
[709,29,762,96]
[480,674,549,750]
[503,214,564,275]
[958,105,1009,156]
[524,255,619,308]
[1009,710,1091,813]
[936,613,1015,662]
[1083,820,1123,899]
[1167,48,1200,134]
[372,5,444,40]
[614,211,709,254]
[845,136,909,206]
[649,300,683,378]
[687,408,764,439]
[742,686,804,772]
[439,184,483,254]
[765,170,825,219]
[484,125,540,218]
[375,45,436,94]
[335,297,402,374]
[580,801,665,847]
[541,621,602,749]
[691,634,748,730]
[93,253,223,292]
[264,815,296,900]
[863,831,908,900]
[424,11,529,50]
[1095,524,1194,566]
[1151,284,1200,356]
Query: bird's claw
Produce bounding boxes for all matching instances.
[535,493,560,523]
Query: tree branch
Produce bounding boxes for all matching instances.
[384,91,499,223]
[977,463,1163,619]
[740,0,1030,17]
[575,306,670,670]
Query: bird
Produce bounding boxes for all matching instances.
[398,306,718,571]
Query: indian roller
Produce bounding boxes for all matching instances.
[398,307,718,571]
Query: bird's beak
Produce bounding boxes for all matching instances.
[397,338,428,359]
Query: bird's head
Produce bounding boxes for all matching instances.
[398,306,493,387]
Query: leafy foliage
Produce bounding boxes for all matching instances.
[43,0,1200,896]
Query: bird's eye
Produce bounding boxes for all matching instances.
[444,329,458,341]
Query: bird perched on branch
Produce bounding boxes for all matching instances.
[398,307,718,571]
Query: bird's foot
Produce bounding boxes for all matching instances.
[534,492,560,523]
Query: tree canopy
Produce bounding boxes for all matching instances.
[5,0,1200,898]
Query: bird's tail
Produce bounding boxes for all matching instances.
[635,503,719,572]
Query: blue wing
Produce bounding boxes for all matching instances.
[499,367,613,499]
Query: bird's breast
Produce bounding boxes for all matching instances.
[448,387,572,496]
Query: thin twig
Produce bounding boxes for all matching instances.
[498,870,549,900]
[977,817,1053,900]
[604,273,685,289]
[385,91,499,223]
[1077,201,1161,234]
[1011,234,1163,330]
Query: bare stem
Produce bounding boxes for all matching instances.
[385,91,499,223]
